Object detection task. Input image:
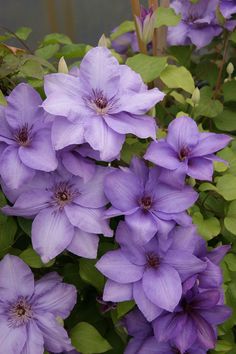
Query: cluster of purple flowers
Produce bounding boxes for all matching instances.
[0,44,232,352]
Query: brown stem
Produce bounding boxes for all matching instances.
[213,31,229,99]
[148,0,158,57]
[130,0,147,54]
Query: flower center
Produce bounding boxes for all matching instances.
[146,252,160,268]
[53,182,79,209]
[179,146,190,161]
[140,196,152,210]
[14,124,31,147]
[180,298,192,314]
[94,96,108,110]
[8,297,33,327]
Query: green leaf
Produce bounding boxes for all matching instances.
[214,109,236,132]
[223,81,236,102]
[218,147,236,176]
[199,182,218,192]
[121,139,148,164]
[42,33,72,45]
[225,253,236,272]
[217,174,236,201]
[0,90,7,106]
[196,61,218,88]
[15,27,32,40]
[79,259,105,291]
[160,65,195,93]
[117,300,135,319]
[225,201,236,235]
[168,46,192,68]
[20,247,54,268]
[110,21,135,41]
[0,217,17,254]
[126,54,167,83]
[192,212,221,241]
[58,43,89,59]
[20,59,44,79]
[155,7,181,28]
[194,87,223,118]
[70,322,112,353]
[35,44,60,60]
[17,217,32,236]
[229,31,236,43]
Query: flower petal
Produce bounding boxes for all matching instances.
[126,209,158,243]
[187,157,213,180]
[153,312,184,342]
[21,320,44,354]
[199,305,232,325]
[144,141,180,170]
[198,259,223,289]
[61,150,96,182]
[192,313,216,349]
[0,254,34,302]
[67,229,99,259]
[138,337,172,354]
[96,250,144,284]
[103,280,133,302]
[191,132,232,157]
[32,208,75,263]
[0,315,27,354]
[167,22,189,46]
[167,116,199,152]
[143,264,182,311]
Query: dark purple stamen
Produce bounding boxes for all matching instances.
[146,252,160,268]
[179,146,190,161]
[14,124,31,146]
[140,196,152,210]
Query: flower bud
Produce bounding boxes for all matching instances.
[192,87,200,105]
[98,34,110,48]
[135,6,157,45]
[227,62,234,76]
[58,56,68,74]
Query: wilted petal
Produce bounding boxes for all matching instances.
[103,280,133,302]
[144,141,180,169]
[67,229,99,259]
[32,208,74,263]
[0,254,34,302]
[21,320,44,354]
[0,315,27,354]
[96,250,144,284]
[143,264,182,311]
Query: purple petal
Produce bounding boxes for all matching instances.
[79,47,120,99]
[156,210,192,226]
[6,83,42,129]
[159,164,187,188]
[126,209,158,243]
[124,339,145,354]
[174,315,197,354]
[167,22,189,46]
[44,73,80,96]
[192,290,221,309]
[199,305,232,325]
[198,259,223,288]
[164,250,206,281]
[189,27,222,49]
[167,116,199,152]
[103,280,133,302]
[0,254,34,302]
[67,229,99,259]
[207,245,231,264]
[0,315,27,354]
[142,264,182,311]
[0,145,35,189]
[35,313,73,353]
[153,312,184,342]
[138,337,172,354]
[21,320,44,354]
[32,208,75,263]
[192,314,216,349]
[144,141,181,169]
[84,116,125,161]
[169,225,201,254]
[65,203,112,236]
[133,281,162,321]
[19,129,58,172]
[96,250,144,284]
[104,112,156,139]
[187,157,213,180]
[124,308,152,338]
[105,169,141,211]
[51,116,85,150]
[61,150,96,182]
[119,64,146,93]
[191,132,232,157]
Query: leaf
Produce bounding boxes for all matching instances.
[79,259,105,291]
[117,300,135,319]
[20,247,54,268]
[121,139,148,164]
[224,253,236,272]
[126,54,167,83]
[199,183,218,192]
[230,31,236,43]
[225,201,236,235]
[0,217,17,254]
[57,43,89,59]
[168,46,192,68]
[0,90,7,106]
[160,65,195,93]
[35,44,60,60]
[17,217,32,236]
[42,33,72,45]
[194,87,223,118]
[110,21,135,40]
[196,61,218,88]
[217,174,236,201]
[214,109,236,132]
[192,212,221,241]
[155,7,181,28]
[223,81,236,102]
[15,27,32,40]
[20,59,44,79]
[70,322,112,353]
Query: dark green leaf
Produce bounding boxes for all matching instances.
[79,259,105,291]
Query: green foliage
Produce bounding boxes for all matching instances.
[79,259,105,291]
[155,7,181,28]
[160,65,195,93]
[110,21,135,40]
[20,247,54,268]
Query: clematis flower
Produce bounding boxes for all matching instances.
[43,46,164,161]
[2,167,112,263]
[104,157,198,241]
[96,222,206,321]
[111,29,139,54]
[0,254,76,354]
[135,6,157,45]
[220,0,236,30]
[168,0,222,48]
[153,287,231,352]
[145,116,231,187]
[0,83,57,189]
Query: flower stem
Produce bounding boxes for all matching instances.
[130,0,147,54]
[213,31,229,99]
[148,0,158,56]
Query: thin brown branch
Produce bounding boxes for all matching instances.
[148,0,158,56]
[130,0,147,54]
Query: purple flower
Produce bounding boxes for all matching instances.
[145,116,231,187]
[0,254,76,354]
[3,167,112,263]
[111,30,139,54]
[104,157,198,241]
[0,83,57,189]
[96,221,205,321]
[153,287,231,352]
[43,46,164,161]
[168,0,222,48]
[220,0,236,30]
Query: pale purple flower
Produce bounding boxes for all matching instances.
[0,83,57,189]
[104,157,198,241]
[43,46,164,161]
[153,287,231,352]
[220,0,236,30]
[168,0,222,48]
[2,167,112,263]
[0,254,76,354]
[145,116,231,187]
[96,221,205,321]
[111,30,139,54]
